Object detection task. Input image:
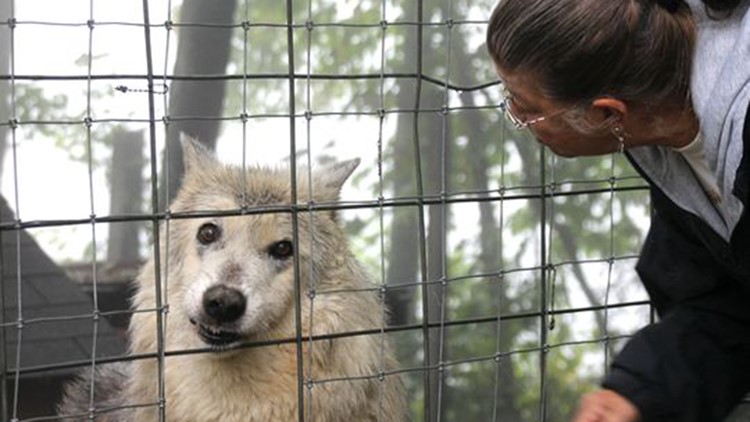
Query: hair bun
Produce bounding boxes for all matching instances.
[656,0,683,12]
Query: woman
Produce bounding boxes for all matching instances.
[486,0,750,421]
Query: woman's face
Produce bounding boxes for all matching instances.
[496,67,621,157]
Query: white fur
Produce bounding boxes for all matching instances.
[59,136,407,422]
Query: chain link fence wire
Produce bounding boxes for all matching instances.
[0,0,664,421]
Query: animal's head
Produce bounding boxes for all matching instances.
[165,135,359,351]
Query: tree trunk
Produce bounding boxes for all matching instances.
[384,4,420,328]
[384,108,419,328]
[107,129,144,268]
[159,0,237,209]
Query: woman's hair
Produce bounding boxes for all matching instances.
[486,0,697,109]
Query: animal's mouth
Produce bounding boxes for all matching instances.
[189,318,243,350]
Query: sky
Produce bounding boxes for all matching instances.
[2,0,172,259]
[0,0,448,263]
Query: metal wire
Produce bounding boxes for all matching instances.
[6,297,650,380]
[376,2,389,421]
[282,2,306,421]
[83,1,102,418]
[6,6,21,421]
[410,2,434,420]
[435,4,454,421]
[0,186,649,239]
[140,1,167,419]
[159,2,174,418]
[0,5,652,421]
[491,111,509,422]
[303,1,316,420]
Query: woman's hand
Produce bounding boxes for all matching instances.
[571,389,640,422]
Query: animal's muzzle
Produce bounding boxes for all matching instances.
[202,285,247,324]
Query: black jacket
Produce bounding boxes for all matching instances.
[603,101,750,422]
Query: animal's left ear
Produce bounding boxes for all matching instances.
[311,158,360,202]
[180,133,218,175]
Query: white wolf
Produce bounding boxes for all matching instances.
[58,136,407,421]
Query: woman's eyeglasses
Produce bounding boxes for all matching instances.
[500,85,571,130]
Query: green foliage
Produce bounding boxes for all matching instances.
[15,57,133,170]
[225,0,386,116]
[14,84,69,137]
[14,0,650,419]
[218,1,650,420]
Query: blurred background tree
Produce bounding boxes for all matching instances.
[0,0,655,420]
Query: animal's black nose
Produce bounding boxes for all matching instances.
[202,285,246,323]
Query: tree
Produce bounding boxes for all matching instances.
[0,1,652,420]
[107,128,144,267]
[159,0,238,208]
[216,1,650,420]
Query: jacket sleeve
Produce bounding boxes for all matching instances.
[602,203,750,422]
[603,301,750,422]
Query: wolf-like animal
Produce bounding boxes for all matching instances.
[58,137,407,421]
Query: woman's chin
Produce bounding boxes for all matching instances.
[542,143,578,158]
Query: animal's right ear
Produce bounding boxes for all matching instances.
[180,133,217,174]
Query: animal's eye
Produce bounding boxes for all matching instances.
[197,222,221,245]
[268,240,294,260]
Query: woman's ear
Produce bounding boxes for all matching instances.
[591,97,628,124]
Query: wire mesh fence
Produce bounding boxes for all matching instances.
[0,0,656,421]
